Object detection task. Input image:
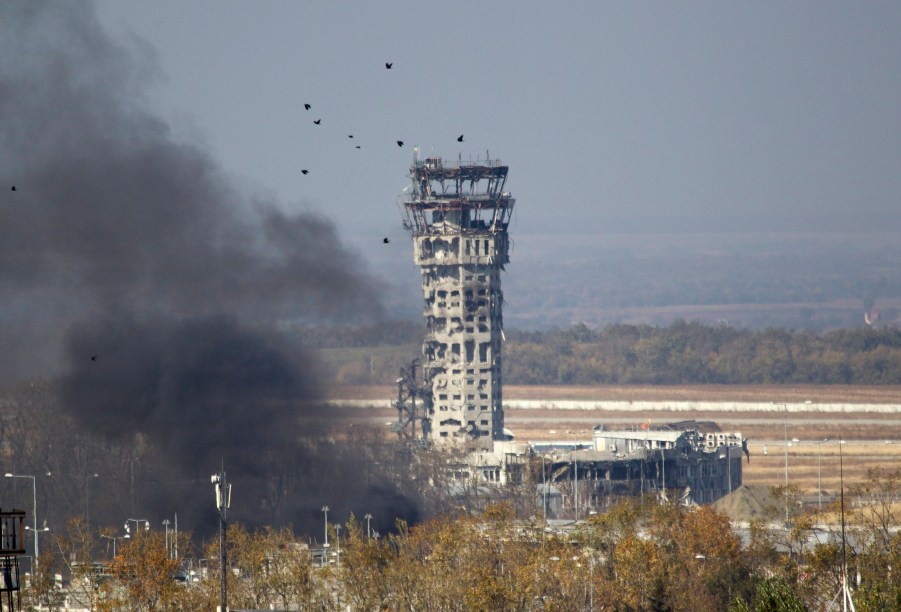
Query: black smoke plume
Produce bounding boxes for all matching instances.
[1,3,418,535]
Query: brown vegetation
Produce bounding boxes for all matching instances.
[21,473,901,611]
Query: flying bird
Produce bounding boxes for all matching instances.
[396,140,404,147]
[304,103,311,110]
[90,355,98,362]
[355,145,361,149]
[383,237,390,244]
[348,135,354,138]
[385,62,393,69]
[313,119,321,125]
[10,186,16,191]
[301,169,309,175]
[457,134,464,142]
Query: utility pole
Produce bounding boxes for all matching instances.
[211,468,231,612]
[660,447,666,502]
[783,403,788,521]
[772,401,790,522]
[542,455,547,523]
[574,458,579,520]
[814,438,829,512]
[163,519,171,559]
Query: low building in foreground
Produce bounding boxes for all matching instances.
[450,421,747,516]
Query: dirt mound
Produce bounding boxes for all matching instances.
[713,484,776,522]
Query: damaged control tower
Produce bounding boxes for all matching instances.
[400,151,515,448]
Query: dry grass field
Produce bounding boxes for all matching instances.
[329,384,901,496]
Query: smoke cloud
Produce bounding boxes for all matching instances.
[1,3,412,533]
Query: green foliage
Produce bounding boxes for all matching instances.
[743,577,807,612]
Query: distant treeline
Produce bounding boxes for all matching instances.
[292,320,901,385]
[506,321,901,385]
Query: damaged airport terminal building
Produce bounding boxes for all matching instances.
[393,152,744,513]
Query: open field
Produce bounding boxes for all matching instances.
[330,384,901,403]
[328,384,901,496]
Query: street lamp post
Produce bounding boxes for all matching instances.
[101,534,129,558]
[772,402,790,522]
[813,438,829,512]
[363,513,373,541]
[542,455,547,523]
[574,458,579,520]
[5,473,42,565]
[125,518,150,536]
[589,554,595,612]
[163,519,172,558]
[783,404,788,491]
[335,524,342,569]
[321,506,330,548]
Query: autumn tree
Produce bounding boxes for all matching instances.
[849,467,901,609]
[339,515,395,610]
[54,517,106,611]
[101,531,181,611]
[227,523,323,610]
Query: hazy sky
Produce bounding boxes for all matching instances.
[94,1,901,248]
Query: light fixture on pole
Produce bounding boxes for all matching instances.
[101,533,129,558]
[321,506,330,548]
[5,473,42,566]
[25,524,50,559]
[363,513,373,541]
[124,518,150,536]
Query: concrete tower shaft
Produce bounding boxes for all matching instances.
[400,154,515,447]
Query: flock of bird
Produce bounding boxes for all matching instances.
[4,61,473,360]
[295,61,466,247]
[299,61,464,175]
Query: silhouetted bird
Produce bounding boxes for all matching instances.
[383,237,390,244]
[301,169,309,175]
[10,186,16,191]
[457,134,464,142]
[385,62,393,69]
[90,355,97,362]
[348,135,354,138]
[355,145,361,149]
[304,103,311,110]
[313,119,321,125]
[396,140,404,147]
